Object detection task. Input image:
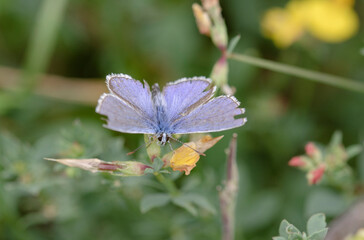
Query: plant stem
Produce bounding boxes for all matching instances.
[22,0,69,93]
[228,53,364,94]
[154,173,179,196]
[219,133,239,240]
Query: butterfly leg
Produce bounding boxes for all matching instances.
[168,141,175,154]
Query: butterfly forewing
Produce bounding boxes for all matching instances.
[96,94,156,134]
[162,77,215,123]
[171,96,246,134]
[107,74,155,120]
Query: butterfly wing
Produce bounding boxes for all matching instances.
[96,94,156,134]
[96,73,157,134]
[106,73,155,120]
[171,96,246,134]
[162,77,216,123]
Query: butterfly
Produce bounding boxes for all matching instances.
[96,73,247,148]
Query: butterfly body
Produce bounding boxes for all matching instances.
[151,83,173,145]
[96,73,246,145]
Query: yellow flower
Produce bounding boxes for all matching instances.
[170,135,223,175]
[304,0,359,42]
[261,7,304,48]
[261,0,359,47]
[332,0,355,7]
[170,142,200,175]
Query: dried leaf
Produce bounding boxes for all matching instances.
[45,158,102,172]
[45,158,150,176]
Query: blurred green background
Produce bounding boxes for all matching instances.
[0,0,363,239]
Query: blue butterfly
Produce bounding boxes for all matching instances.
[96,73,246,146]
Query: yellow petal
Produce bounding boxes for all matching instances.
[170,142,200,175]
[169,135,223,175]
[195,135,224,153]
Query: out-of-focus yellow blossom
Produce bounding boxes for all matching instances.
[287,0,310,23]
[333,0,355,7]
[170,135,223,175]
[261,8,304,48]
[304,0,358,43]
[261,0,359,47]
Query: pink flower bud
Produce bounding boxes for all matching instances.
[305,142,319,158]
[192,3,211,36]
[308,165,325,185]
[288,156,306,167]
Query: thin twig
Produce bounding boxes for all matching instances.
[219,133,239,240]
[0,66,106,105]
[228,53,364,94]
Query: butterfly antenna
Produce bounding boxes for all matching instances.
[169,136,206,156]
[127,138,154,155]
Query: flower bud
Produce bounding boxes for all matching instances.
[307,165,325,185]
[106,161,151,176]
[305,142,320,158]
[144,134,160,161]
[288,156,306,167]
[201,0,219,9]
[45,158,151,176]
[192,3,211,36]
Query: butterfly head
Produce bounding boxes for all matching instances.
[157,133,170,145]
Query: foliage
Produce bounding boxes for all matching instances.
[0,0,364,239]
[273,213,328,240]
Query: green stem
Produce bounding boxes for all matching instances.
[22,0,69,93]
[228,53,364,94]
[154,173,179,196]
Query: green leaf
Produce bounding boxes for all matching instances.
[172,196,198,216]
[288,233,303,240]
[182,194,216,214]
[227,35,241,54]
[152,157,164,172]
[140,193,170,213]
[287,224,301,235]
[329,131,342,148]
[305,188,347,217]
[273,237,287,240]
[240,190,281,230]
[279,220,291,238]
[308,228,328,240]
[307,213,326,236]
[143,168,154,175]
[346,145,363,159]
